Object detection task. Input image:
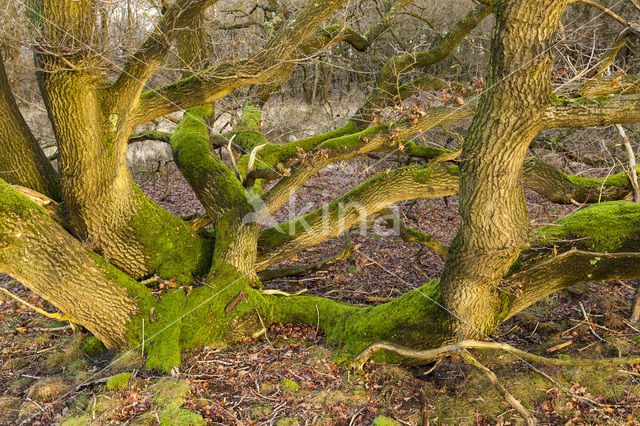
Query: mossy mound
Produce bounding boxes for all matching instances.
[106,372,132,391]
[535,200,640,252]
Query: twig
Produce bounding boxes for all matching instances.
[225,290,248,314]
[616,124,640,202]
[580,302,603,341]
[254,308,273,348]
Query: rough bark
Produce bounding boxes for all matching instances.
[439,0,567,338]
[0,180,145,348]
[32,0,212,281]
[0,53,60,200]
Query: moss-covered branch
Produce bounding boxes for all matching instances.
[262,103,474,214]
[0,180,151,348]
[257,165,460,268]
[523,158,637,203]
[503,201,640,317]
[258,234,359,281]
[544,93,640,128]
[170,105,251,223]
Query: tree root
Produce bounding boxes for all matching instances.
[352,339,640,370]
[354,339,640,423]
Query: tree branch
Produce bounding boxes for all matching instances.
[261,102,475,214]
[258,233,360,281]
[351,3,493,128]
[544,94,640,129]
[134,0,351,125]
[110,0,216,102]
[256,164,460,269]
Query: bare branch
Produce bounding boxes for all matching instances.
[134,0,351,125]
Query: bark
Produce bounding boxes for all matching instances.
[262,103,475,214]
[32,0,212,281]
[257,165,460,269]
[439,0,567,338]
[0,53,60,200]
[0,180,146,348]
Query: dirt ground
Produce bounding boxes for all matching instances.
[2,157,640,425]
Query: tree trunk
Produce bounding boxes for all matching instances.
[439,0,567,338]
[0,53,60,200]
[0,181,145,348]
[32,0,211,281]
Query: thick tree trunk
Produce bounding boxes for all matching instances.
[31,1,211,282]
[0,180,146,348]
[439,0,567,337]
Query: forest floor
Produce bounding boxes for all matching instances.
[2,157,640,425]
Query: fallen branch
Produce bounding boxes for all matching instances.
[378,208,448,259]
[258,233,360,281]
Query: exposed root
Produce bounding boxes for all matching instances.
[261,289,308,296]
[352,339,640,370]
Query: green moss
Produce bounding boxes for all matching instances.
[127,265,267,371]
[82,336,106,357]
[270,279,449,359]
[373,415,401,425]
[130,190,212,285]
[106,372,132,391]
[153,378,205,425]
[279,378,299,391]
[550,93,615,105]
[565,168,633,188]
[0,180,46,222]
[534,200,640,252]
